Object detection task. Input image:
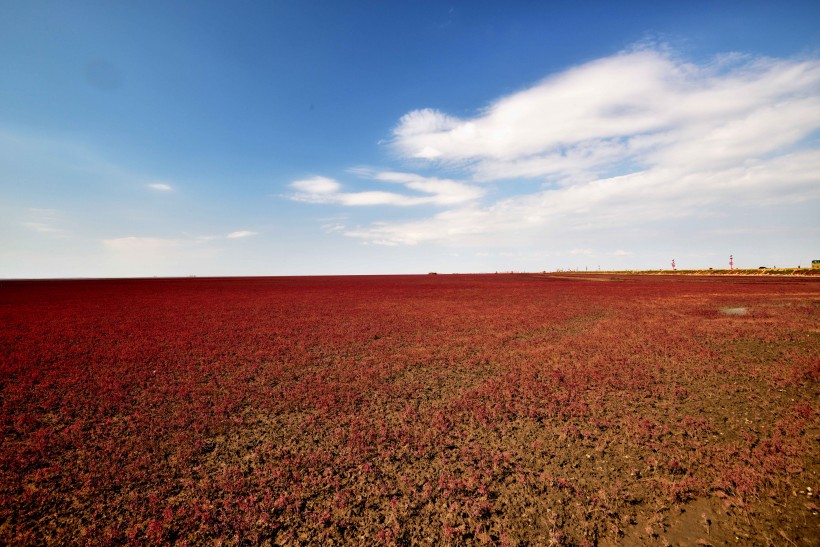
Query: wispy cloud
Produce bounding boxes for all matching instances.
[289,171,484,206]
[147,182,173,192]
[107,231,260,249]
[227,230,258,239]
[21,208,66,236]
[291,176,340,198]
[330,47,820,246]
[343,149,820,245]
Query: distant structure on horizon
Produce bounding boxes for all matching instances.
[729,255,734,270]
[813,259,820,269]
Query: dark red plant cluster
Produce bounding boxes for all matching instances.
[1,274,817,545]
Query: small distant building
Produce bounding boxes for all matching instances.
[813,259,820,269]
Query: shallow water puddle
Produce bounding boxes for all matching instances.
[721,307,749,315]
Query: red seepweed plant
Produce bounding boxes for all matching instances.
[0,274,817,544]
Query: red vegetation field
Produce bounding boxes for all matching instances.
[1,274,818,545]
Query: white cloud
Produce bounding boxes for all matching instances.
[343,148,820,246]
[291,176,340,196]
[227,230,258,238]
[105,231,259,252]
[289,170,484,206]
[391,49,820,182]
[333,47,820,247]
[147,182,173,191]
[21,208,66,235]
[22,222,64,234]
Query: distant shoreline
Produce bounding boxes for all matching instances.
[2,269,819,282]
[554,268,820,277]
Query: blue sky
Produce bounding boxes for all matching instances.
[2,1,819,277]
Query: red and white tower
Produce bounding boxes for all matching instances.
[729,254,734,270]
[671,259,676,271]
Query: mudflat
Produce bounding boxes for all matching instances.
[1,274,817,545]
